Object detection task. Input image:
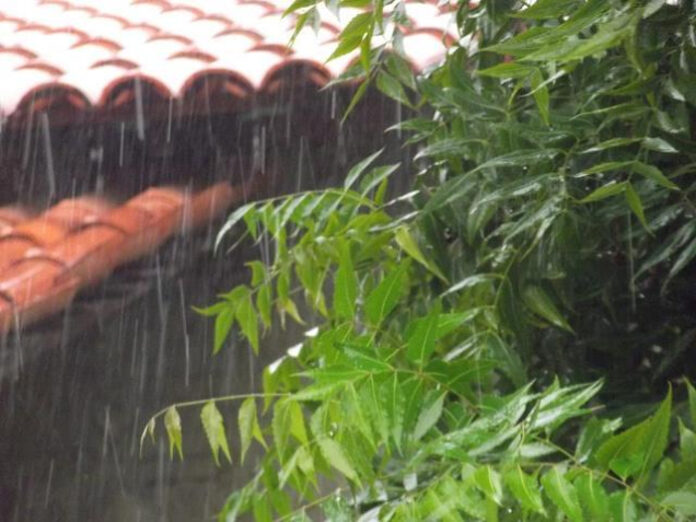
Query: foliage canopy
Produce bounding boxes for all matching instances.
[143,0,696,520]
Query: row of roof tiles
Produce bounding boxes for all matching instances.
[0,179,254,334]
[0,0,458,120]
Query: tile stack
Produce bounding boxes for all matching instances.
[0,181,250,334]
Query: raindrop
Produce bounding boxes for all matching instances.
[43,458,54,508]
[119,122,125,167]
[134,77,145,141]
[40,112,56,200]
[178,279,190,388]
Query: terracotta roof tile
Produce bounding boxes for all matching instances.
[0,0,455,120]
[0,180,251,334]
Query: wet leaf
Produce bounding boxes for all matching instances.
[625,183,649,230]
[541,467,583,522]
[213,305,235,354]
[522,286,573,332]
[504,466,545,514]
[201,401,232,466]
[364,261,409,326]
[317,437,359,484]
[406,305,440,367]
[165,406,183,460]
[236,290,259,354]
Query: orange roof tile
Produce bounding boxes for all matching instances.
[0,180,252,334]
[0,0,457,121]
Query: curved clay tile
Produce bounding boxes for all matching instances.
[259,58,332,94]
[45,224,127,286]
[11,219,68,246]
[41,196,112,229]
[183,182,236,232]
[125,187,185,239]
[0,257,79,334]
[0,206,31,228]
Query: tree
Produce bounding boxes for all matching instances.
[144,1,696,519]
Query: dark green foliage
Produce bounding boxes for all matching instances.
[141,1,696,519]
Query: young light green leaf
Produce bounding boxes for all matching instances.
[236,290,259,354]
[580,181,626,203]
[288,400,308,445]
[256,284,272,328]
[473,466,504,505]
[238,397,265,464]
[406,305,440,367]
[364,262,409,325]
[201,401,232,466]
[662,492,696,517]
[541,467,584,522]
[522,285,573,332]
[317,437,359,484]
[574,473,609,520]
[213,305,235,354]
[164,406,183,460]
[608,491,638,522]
[504,467,545,514]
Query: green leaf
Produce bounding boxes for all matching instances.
[608,491,638,522]
[478,62,534,79]
[504,467,545,514]
[236,290,259,354]
[522,285,573,332]
[688,380,696,428]
[515,0,580,19]
[288,400,308,445]
[344,148,383,190]
[238,397,265,464]
[333,244,357,320]
[247,261,267,287]
[317,437,359,484]
[580,181,626,203]
[541,467,583,522]
[632,162,679,190]
[395,226,447,281]
[594,387,672,480]
[530,68,550,125]
[257,284,272,328]
[643,136,678,153]
[574,473,609,520]
[215,202,255,251]
[364,262,409,325]
[662,492,696,516]
[413,392,445,441]
[624,183,649,231]
[376,71,411,107]
[201,401,232,466]
[164,406,183,460]
[442,274,498,296]
[473,466,504,505]
[214,305,235,354]
[406,305,440,367]
[582,137,642,153]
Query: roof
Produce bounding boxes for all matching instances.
[0,180,254,334]
[0,0,456,122]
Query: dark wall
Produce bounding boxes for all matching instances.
[0,85,411,521]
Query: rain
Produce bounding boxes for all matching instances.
[0,6,412,521]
